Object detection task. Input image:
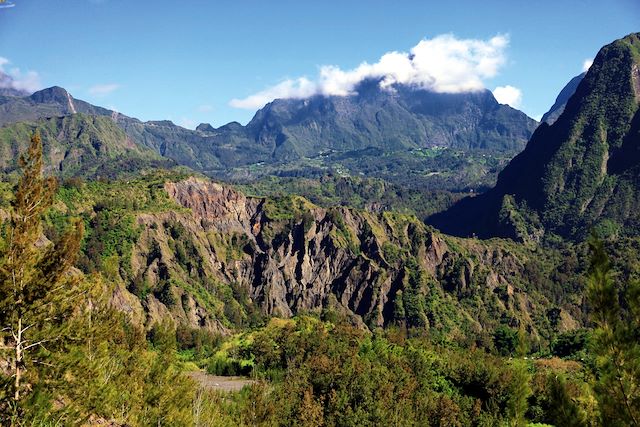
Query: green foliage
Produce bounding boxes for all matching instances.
[207,231,252,263]
[506,360,532,427]
[494,325,519,357]
[0,136,197,425]
[58,171,184,213]
[402,258,428,328]
[175,324,221,358]
[36,284,195,426]
[207,357,253,377]
[327,208,359,254]
[263,195,297,221]
[543,374,589,427]
[80,208,140,280]
[498,195,543,243]
[382,241,403,264]
[0,132,84,422]
[551,329,590,358]
[586,237,640,426]
[203,315,573,426]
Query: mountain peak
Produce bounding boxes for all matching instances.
[29,86,72,104]
[217,121,244,132]
[245,81,536,156]
[541,72,585,125]
[196,123,215,133]
[429,32,640,241]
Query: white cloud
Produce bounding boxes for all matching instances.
[493,85,522,108]
[230,77,317,109]
[582,58,593,72]
[230,34,510,110]
[0,56,42,93]
[88,83,120,96]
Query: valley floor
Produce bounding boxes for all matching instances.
[187,372,255,392]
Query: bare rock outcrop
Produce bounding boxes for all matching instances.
[123,178,575,340]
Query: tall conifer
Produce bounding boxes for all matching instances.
[587,237,640,426]
[0,132,83,422]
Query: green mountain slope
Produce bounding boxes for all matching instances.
[0,114,176,179]
[430,33,640,242]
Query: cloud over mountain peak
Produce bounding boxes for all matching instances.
[230,34,509,110]
[0,56,42,94]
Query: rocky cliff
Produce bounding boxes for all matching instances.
[113,177,582,345]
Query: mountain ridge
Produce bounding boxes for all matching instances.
[0,82,537,183]
[429,33,640,241]
[541,72,585,125]
[0,113,176,179]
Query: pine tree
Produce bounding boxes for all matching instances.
[0,132,83,423]
[545,374,587,427]
[586,237,640,426]
[506,360,531,427]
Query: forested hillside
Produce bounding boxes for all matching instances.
[1,132,638,426]
[431,33,640,242]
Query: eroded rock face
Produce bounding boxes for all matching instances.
[157,179,394,325]
[165,178,260,234]
[126,178,575,340]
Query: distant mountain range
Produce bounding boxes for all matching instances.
[214,80,537,156]
[541,72,585,125]
[0,78,538,189]
[0,113,175,179]
[430,33,640,241]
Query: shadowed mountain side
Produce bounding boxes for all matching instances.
[429,33,640,242]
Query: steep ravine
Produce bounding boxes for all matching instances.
[116,178,582,344]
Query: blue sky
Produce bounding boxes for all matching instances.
[0,0,638,128]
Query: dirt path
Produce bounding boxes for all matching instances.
[187,371,256,392]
